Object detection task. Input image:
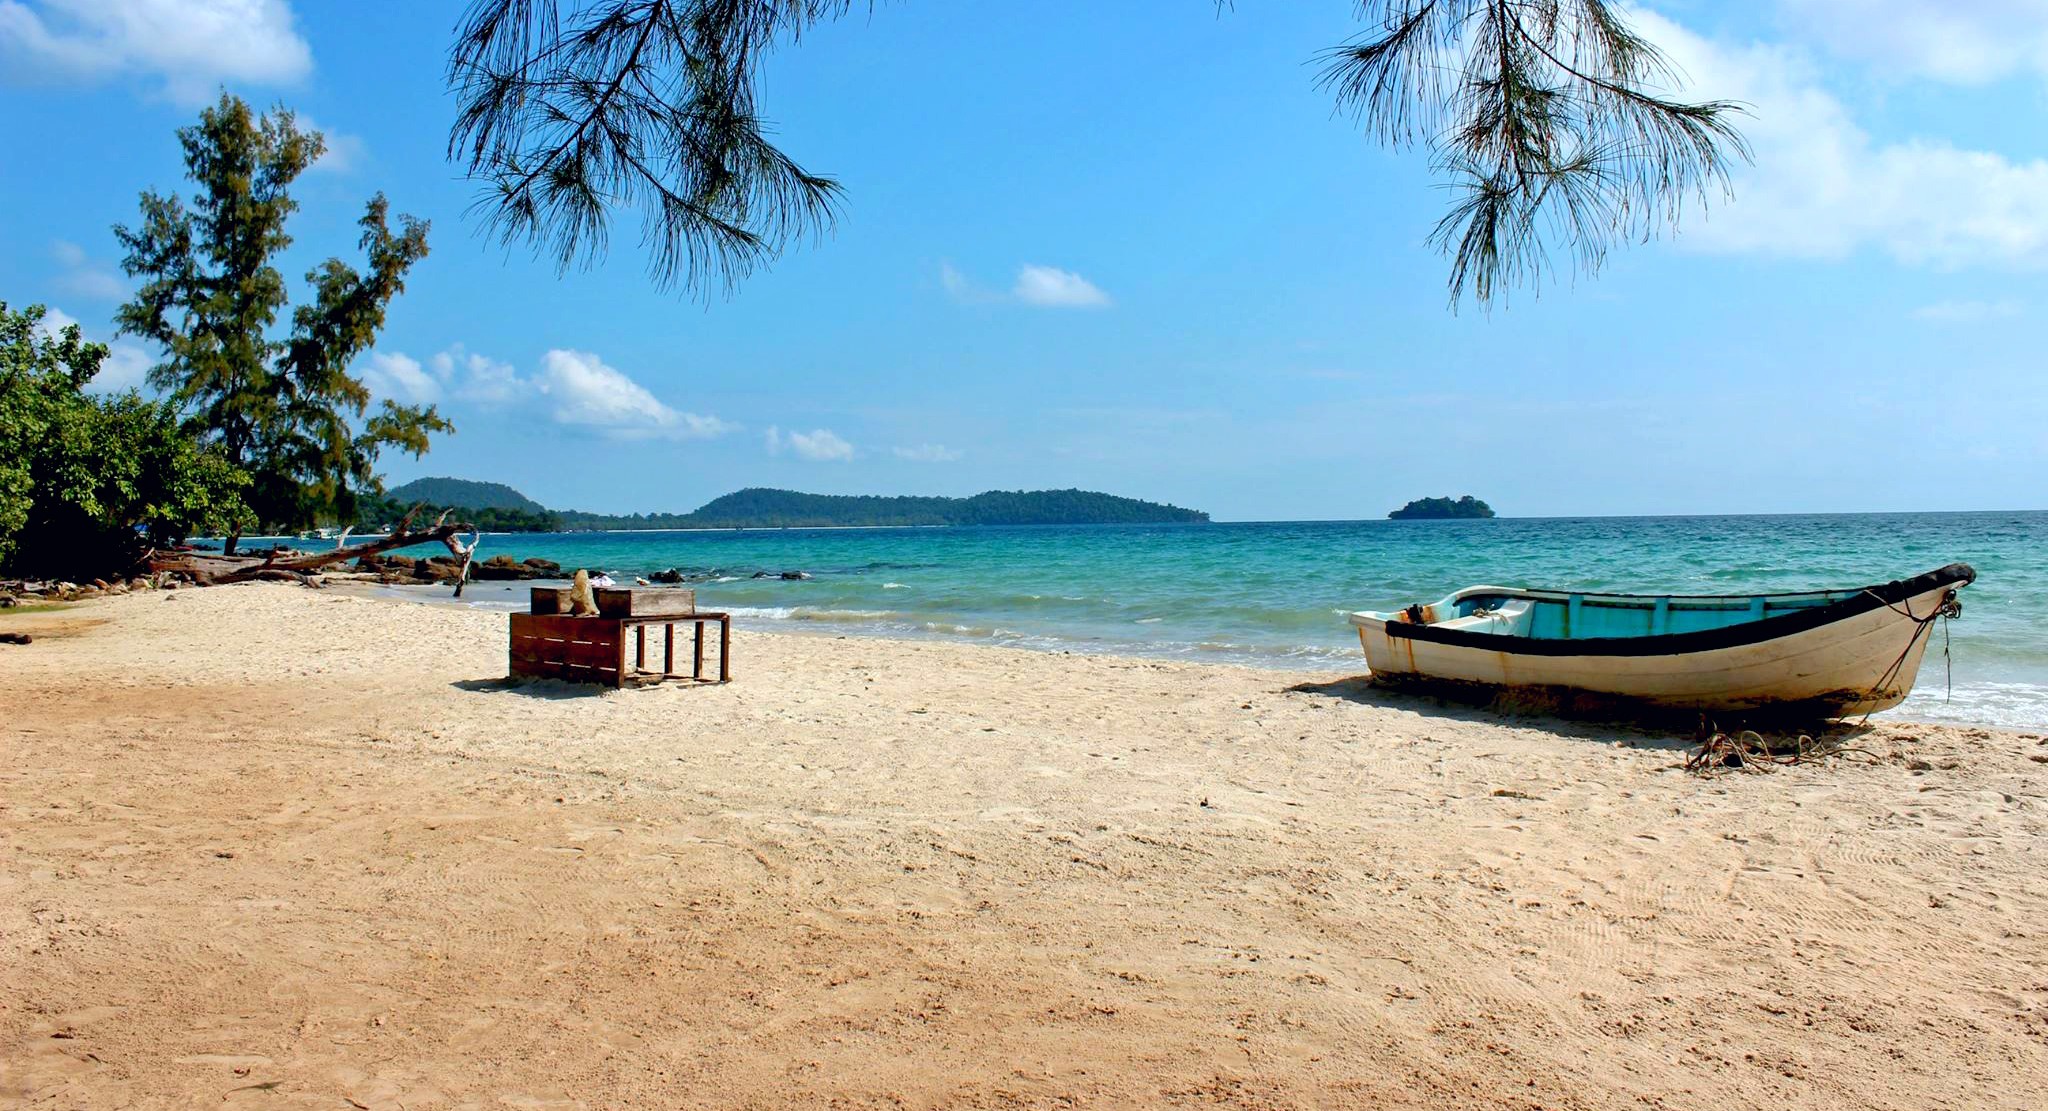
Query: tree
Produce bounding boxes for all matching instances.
[0,302,251,580]
[447,0,1746,307]
[116,94,451,553]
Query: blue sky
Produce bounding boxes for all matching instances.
[3,0,2044,519]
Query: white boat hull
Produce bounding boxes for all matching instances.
[1349,568,1970,718]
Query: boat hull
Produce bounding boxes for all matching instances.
[1350,567,1970,719]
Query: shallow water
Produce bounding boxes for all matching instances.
[303,511,2046,730]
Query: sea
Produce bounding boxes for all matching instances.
[295,511,2047,731]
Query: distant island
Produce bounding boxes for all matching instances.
[387,477,548,514]
[1388,495,1496,520]
[363,480,1208,531]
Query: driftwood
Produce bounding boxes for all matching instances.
[147,505,482,593]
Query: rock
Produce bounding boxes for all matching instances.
[751,571,770,579]
[779,571,811,581]
[521,557,562,574]
[0,632,30,645]
[128,578,151,591]
[0,593,15,607]
[473,554,541,581]
[649,567,685,584]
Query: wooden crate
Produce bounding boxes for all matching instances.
[596,587,695,618]
[530,586,572,614]
[509,613,626,686]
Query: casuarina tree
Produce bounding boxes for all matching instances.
[446,0,1746,307]
[116,93,450,553]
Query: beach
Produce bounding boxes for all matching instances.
[5,583,2046,1109]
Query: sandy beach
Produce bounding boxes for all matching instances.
[4,583,2046,1109]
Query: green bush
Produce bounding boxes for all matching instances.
[0,302,251,579]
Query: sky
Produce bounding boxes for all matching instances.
[2,0,2044,520]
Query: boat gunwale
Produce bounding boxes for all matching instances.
[1350,563,1974,659]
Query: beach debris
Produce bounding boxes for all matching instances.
[1684,729,1879,775]
[1490,788,1543,801]
[0,632,31,645]
[146,503,482,591]
[568,570,599,616]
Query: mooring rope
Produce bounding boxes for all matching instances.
[1687,587,1960,774]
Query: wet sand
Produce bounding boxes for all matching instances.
[3,584,2045,1109]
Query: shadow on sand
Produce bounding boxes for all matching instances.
[451,676,614,701]
[1283,675,1874,756]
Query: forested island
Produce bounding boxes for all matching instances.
[365,480,1209,531]
[1388,495,1496,520]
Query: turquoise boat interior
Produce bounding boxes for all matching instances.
[1371,586,1868,641]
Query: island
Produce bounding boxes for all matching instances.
[1387,495,1496,520]
[362,480,1209,531]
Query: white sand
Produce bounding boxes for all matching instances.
[3,583,2045,1109]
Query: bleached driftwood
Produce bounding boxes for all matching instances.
[147,505,482,593]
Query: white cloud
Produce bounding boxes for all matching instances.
[1774,0,2048,84]
[941,261,1114,308]
[765,425,855,461]
[299,116,367,174]
[1012,264,1112,308]
[1910,298,2024,322]
[359,351,439,405]
[430,344,522,404]
[892,443,962,463]
[95,343,151,392]
[535,348,732,440]
[1642,9,2048,269]
[51,239,124,300]
[0,0,313,104]
[34,307,152,392]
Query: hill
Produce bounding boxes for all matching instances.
[558,488,1209,530]
[1388,495,1496,520]
[387,477,548,514]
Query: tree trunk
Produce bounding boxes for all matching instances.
[223,530,241,557]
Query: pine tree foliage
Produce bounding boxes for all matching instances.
[115,95,449,550]
[447,0,1746,306]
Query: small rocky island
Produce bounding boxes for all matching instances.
[1388,495,1496,520]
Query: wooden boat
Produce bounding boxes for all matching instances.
[1347,564,1974,718]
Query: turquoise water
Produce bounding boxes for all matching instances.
[329,512,2046,730]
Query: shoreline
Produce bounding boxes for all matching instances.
[347,579,2040,733]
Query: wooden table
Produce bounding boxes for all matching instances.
[508,611,731,687]
[623,611,731,684]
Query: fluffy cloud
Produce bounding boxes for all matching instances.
[766,426,855,462]
[0,0,313,104]
[359,351,439,405]
[35,306,152,392]
[1774,0,2048,84]
[1910,298,2023,323]
[356,345,733,441]
[429,345,522,404]
[51,240,124,300]
[536,348,733,440]
[942,261,1114,308]
[299,116,367,175]
[892,443,962,463]
[1642,9,2048,269]
[1012,264,1112,308]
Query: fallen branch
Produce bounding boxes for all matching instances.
[148,504,481,591]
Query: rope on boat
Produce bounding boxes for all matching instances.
[1854,587,1963,727]
[1687,587,1961,775]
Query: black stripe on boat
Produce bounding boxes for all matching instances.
[1382,563,1975,659]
